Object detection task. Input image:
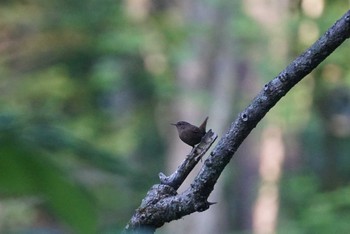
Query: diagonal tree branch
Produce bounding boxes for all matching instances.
[124,9,350,234]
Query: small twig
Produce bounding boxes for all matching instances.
[159,130,218,190]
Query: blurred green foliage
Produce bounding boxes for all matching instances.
[0,0,175,233]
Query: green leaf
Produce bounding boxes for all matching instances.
[0,137,97,233]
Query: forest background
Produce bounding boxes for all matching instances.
[0,0,350,233]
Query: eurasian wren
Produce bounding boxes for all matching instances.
[172,116,208,147]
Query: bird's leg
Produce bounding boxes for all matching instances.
[186,147,195,157]
[186,146,204,162]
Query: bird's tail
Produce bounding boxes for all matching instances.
[199,116,209,132]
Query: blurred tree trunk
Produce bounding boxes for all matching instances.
[164,1,238,233]
[147,0,290,233]
[165,0,290,232]
[243,1,290,233]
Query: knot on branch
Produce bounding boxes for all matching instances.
[193,199,216,212]
[139,184,177,209]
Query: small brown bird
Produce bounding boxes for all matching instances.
[172,116,208,147]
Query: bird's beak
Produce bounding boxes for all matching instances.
[171,123,176,126]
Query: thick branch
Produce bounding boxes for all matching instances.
[124,10,350,233]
